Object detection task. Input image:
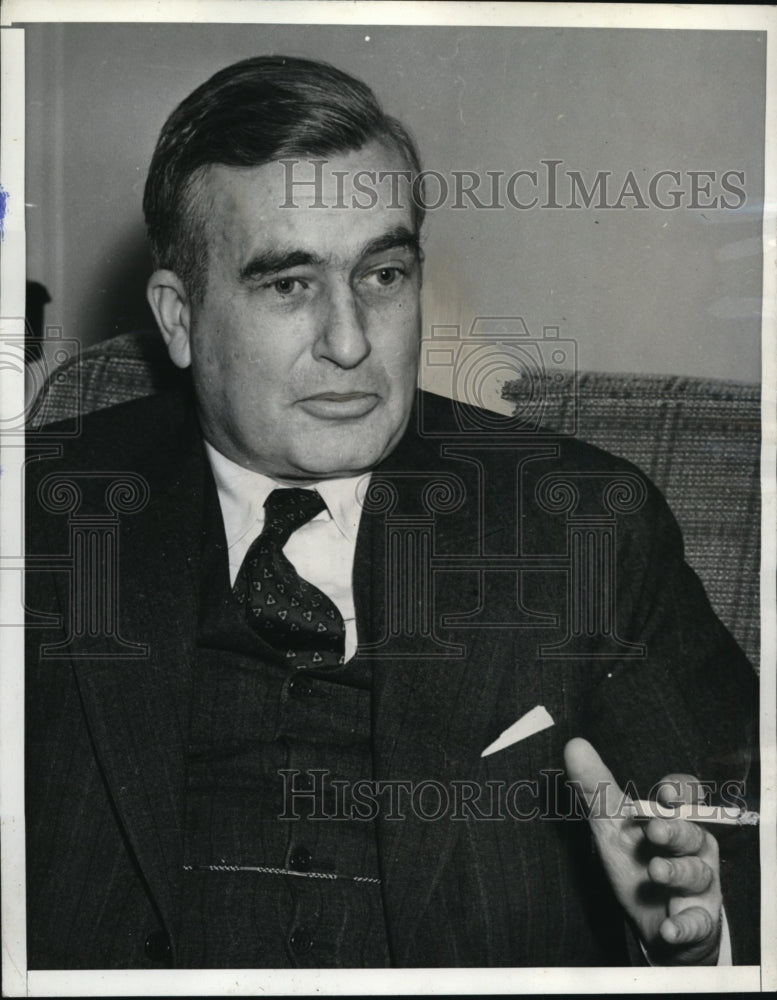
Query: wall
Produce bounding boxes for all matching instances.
[24,23,765,392]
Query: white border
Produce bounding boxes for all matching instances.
[22,964,765,996]
[0,25,28,1000]
[1,3,775,996]
[0,0,773,31]
[759,4,777,994]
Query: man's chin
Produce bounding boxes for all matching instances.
[285,453,382,482]
[285,422,408,481]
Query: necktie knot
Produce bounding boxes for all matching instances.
[234,487,345,670]
[263,488,326,548]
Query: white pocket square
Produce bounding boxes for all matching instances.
[481,705,555,757]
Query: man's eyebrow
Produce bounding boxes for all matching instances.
[359,227,421,261]
[239,249,326,282]
[238,227,420,283]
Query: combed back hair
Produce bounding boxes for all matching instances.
[142,55,424,302]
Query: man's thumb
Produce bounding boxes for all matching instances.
[564,737,625,820]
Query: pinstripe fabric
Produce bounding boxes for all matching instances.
[25,386,759,968]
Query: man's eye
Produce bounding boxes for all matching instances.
[262,275,310,296]
[271,277,302,295]
[367,267,403,288]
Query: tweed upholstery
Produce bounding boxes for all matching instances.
[27,330,184,427]
[27,332,760,668]
[501,371,760,670]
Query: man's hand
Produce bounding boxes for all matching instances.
[564,737,722,965]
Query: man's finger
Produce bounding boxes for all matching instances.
[644,817,705,856]
[563,738,625,820]
[659,906,717,947]
[649,856,714,895]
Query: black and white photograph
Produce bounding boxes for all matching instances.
[0,2,774,995]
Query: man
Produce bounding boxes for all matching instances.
[25,56,758,970]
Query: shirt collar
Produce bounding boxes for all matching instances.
[204,439,369,546]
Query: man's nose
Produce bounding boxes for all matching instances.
[313,284,371,369]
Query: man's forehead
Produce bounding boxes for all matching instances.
[204,140,414,210]
[200,144,418,262]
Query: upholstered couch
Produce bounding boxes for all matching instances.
[28,330,760,668]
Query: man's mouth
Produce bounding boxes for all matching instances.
[297,392,380,420]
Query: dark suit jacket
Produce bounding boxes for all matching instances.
[25,386,759,969]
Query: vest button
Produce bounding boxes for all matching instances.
[289,846,312,872]
[288,676,314,699]
[289,927,313,954]
[144,929,171,963]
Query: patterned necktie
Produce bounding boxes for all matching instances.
[233,487,346,670]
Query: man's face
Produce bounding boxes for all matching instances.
[182,141,422,481]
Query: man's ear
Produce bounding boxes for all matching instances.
[146,270,193,369]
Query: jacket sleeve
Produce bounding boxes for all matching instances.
[576,473,759,965]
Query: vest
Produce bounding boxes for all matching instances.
[176,480,391,967]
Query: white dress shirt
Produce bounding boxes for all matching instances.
[204,440,369,662]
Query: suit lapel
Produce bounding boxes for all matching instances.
[69,398,205,942]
